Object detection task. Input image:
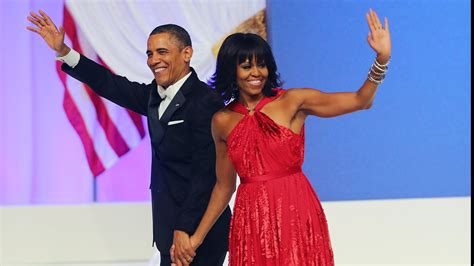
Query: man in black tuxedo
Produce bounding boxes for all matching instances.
[27,10,231,266]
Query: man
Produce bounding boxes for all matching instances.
[27,10,231,266]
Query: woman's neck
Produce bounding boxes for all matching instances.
[239,93,265,112]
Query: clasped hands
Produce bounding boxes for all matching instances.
[170,230,200,266]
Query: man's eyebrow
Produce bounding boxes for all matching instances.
[146,48,168,54]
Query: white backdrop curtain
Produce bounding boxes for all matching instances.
[66,0,266,82]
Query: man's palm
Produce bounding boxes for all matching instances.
[27,10,65,52]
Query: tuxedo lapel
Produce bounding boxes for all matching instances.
[159,90,186,126]
[150,69,198,145]
[148,81,165,147]
[159,69,198,127]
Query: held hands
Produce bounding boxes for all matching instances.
[26,10,70,56]
[366,9,391,63]
[170,230,199,266]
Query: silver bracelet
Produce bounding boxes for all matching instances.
[367,74,383,85]
[372,63,387,73]
[370,65,385,76]
[375,57,390,68]
[367,70,384,80]
[367,57,390,85]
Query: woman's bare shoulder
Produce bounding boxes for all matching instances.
[212,106,235,126]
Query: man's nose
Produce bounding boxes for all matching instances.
[150,54,161,65]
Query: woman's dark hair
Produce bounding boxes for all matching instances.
[209,33,282,103]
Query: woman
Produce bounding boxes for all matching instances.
[187,9,390,266]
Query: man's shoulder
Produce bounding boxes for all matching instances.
[189,81,224,110]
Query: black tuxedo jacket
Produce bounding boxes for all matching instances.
[62,55,231,253]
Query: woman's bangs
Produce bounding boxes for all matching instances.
[236,41,268,65]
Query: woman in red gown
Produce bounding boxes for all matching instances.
[185,9,391,266]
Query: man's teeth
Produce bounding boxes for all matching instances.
[154,67,166,73]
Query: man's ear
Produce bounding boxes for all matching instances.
[183,46,193,63]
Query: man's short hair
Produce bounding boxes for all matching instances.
[149,24,192,48]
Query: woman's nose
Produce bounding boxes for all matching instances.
[250,66,261,76]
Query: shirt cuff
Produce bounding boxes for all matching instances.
[56,49,80,68]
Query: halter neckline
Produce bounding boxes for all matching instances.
[229,88,284,115]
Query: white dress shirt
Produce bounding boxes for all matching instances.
[157,72,191,119]
[56,49,192,119]
[56,48,80,68]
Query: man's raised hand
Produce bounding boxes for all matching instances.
[27,10,70,56]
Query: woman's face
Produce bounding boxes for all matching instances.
[236,57,268,97]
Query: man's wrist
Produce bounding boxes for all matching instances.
[56,48,80,68]
[174,223,194,235]
[56,45,71,57]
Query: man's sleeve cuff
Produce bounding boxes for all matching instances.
[56,49,80,68]
[174,218,197,235]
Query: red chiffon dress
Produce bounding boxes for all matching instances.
[226,89,334,266]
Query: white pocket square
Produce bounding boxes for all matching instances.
[168,120,184,125]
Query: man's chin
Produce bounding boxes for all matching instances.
[155,77,170,87]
